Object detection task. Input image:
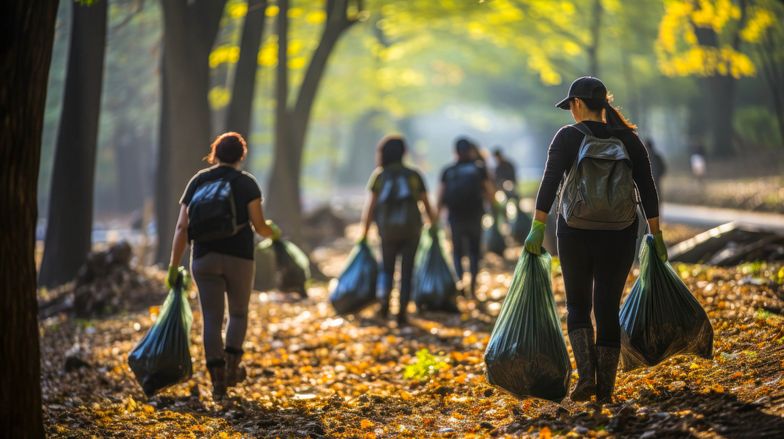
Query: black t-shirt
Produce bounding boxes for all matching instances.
[534,121,660,219]
[440,159,489,222]
[180,166,262,260]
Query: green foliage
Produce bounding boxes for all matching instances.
[733,106,783,148]
[403,348,448,381]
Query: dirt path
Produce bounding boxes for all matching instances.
[41,245,784,438]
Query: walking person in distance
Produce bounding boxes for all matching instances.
[360,135,436,326]
[438,138,497,297]
[524,77,666,403]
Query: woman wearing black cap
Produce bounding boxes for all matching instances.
[524,77,667,403]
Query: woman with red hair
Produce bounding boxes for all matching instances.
[167,132,279,399]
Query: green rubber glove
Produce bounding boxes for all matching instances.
[165,265,179,290]
[266,219,282,240]
[653,231,668,262]
[524,220,546,255]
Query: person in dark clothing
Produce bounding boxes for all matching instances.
[645,138,667,192]
[493,147,518,198]
[361,135,436,326]
[524,77,666,403]
[438,138,497,296]
[168,132,280,399]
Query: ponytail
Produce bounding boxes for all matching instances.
[603,95,636,133]
[582,94,637,133]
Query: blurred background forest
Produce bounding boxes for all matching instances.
[37,0,784,286]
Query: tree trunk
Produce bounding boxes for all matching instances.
[266,0,356,242]
[155,0,227,264]
[225,0,268,148]
[0,2,59,436]
[586,0,602,77]
[39,0,108,288]
[706,75,737,157]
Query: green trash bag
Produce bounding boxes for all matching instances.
[510,203,532,245]
[620,235,713,371]
[254,238,311,296]
[128,268,193,396]
[484,213,506,256]
[413,227,459,313]
[484,250,571,402]
[254,238,277,291]
[330,241,378,315]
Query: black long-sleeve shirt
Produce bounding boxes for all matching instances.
[534,121,660,219]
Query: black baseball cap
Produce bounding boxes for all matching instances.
[555,76,607,110]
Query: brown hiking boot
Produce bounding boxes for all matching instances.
[225,348,247,388]
[569,328,597,402]
[207,359,227,400]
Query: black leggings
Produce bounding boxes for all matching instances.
[557,216,638,348]
[379,233,420,315]
[449,218,482,290]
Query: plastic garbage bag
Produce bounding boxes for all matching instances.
[484,213,506,256]
[510,203,532,245]
[330,241,378,315]
[128,268,193,396]
[272,239,311,296]
[254,238,277,291]
[413,227,459,313]
[484,250,571,402]
[619,235,714,371]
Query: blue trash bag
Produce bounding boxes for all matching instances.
[330,241,378,315]
[128,268,193,396]
[413,227,460,313]
[484,250,571,402]
[620,235,713,371]
[484,213,506,257]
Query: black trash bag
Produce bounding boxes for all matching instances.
[484,250,571,402]
[413,227,459,313]
[619,235,713,371]
[330,241,378,315]
[254,238,277,291]
[510,202,532,245]
[484,213,506,256]
[128,268,193,396]
[271,239,311,296]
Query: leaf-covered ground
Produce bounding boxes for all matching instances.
[41,238,784,438]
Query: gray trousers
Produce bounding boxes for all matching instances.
[191,252,254,361]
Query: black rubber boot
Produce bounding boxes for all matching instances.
[206,358,227,400]
[596,346,621,403]
[568,328,597,402]
[224,347,247,388]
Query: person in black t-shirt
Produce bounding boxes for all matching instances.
[525,77,666,404]
[168,132,279,399]
[437,138,496,296]
[493,147,518,198]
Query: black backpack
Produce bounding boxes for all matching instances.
[374,168,422,240]
[187,171,245,242]
[443,162,485,216]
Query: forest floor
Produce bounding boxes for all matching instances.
[40,232,784,438]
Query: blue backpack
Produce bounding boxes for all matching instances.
[187,171,245,242]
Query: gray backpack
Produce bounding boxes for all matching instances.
[558,123,637,230]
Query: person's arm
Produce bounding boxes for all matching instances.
[436,182,445,220]
[625,132,667,260]
[419,192,436,226]
[361,192,378,239]
[169,204,189,267]
[247,198,276,238]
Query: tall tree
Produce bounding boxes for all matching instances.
[39,0,108,288]
[155,0,227,263]
[266,0,361,240]
[226,0,269,146]
[0,1,59,436]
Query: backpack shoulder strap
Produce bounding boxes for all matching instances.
[570,122,593,138]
